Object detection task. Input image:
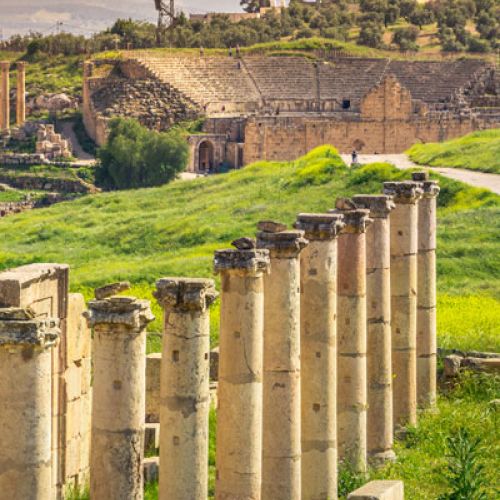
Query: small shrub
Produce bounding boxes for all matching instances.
[338,461,366,498]
[438,427,487,500]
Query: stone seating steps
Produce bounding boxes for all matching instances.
[138,56,261,106]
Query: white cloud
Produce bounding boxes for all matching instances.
[30,9,73,24]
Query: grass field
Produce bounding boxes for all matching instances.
[407,129,500,174]
[0,146,498,499]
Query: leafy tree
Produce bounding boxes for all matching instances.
[97,118,188,190]
[467,37,491,52]
[409,5,435,29]
[392,26,420,51]
[358,21,385,48]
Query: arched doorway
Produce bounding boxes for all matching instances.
[198,141,215,173]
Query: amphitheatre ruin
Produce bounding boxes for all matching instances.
[83,52,500,172]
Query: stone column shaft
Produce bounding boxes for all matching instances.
[0,308,60,500]
[332,205,372,472]
[352,195,396,463]
[16,62,26,126]
[155,278,217,500]
[257,224,308,500]
[0,62,9,131]
[295,213,344,500]
[412,173,440,409]
[87,296,154,500]
[214,246,270,500]
[383,182,423,430]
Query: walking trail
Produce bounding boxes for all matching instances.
[59,121,95,165]
[341,154,500,196]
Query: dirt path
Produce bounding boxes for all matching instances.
[341,154,500,195]
[59,121,95,163]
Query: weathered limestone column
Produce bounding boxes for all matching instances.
[294,213,344,500]
[332,203,371,472]
[383,182,423,430]
[412,172,440,410]
[0,308,60,500]
[214,243,270,500]
[352,195,396,463]
[16,62,26,126]
[0,62,9,131]
[257,223,308,500]
[154,278,218,500]
[86,296,154,500]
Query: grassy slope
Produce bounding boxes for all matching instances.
[407,129,500,174]
[0,147,498,353]
[15,146,494,500]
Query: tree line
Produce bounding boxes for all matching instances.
[1,0,498,56]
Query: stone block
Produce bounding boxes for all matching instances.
[81,357,92,395]
[65,398,82,441]
[144,456,160,484]
[146,353,161,423]
[65,362,82,402]
[67,293,91,364]
[348,480,404,499]
[64,436,81,479]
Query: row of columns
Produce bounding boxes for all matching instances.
[1,174,438,499]
[0,61,26,131]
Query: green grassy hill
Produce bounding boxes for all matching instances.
[0,146,498,353]
[407,129,500,174]
[3,146,497,500]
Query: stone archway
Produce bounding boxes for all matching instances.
[198,140,215,172]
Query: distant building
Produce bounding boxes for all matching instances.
[189,1,286,24]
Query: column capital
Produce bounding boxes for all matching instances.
[294,213,345,241]
[154,277,218,312]
[214,247,270,274]
[85,296,154,330]
[330,205,372,234]
[383,181,423,204]
[0,307,60,349]
[0,61,9,70]
[352,194,396,218]
[257,225,308,258]
[16,61,26,71]
[412,172,440,198]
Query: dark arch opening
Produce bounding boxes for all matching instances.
[198,141,215,173]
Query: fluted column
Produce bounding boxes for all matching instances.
[383,182,423,430]
[16,62,26,126]
[0,62,9,131]
[214,244,270,500]
[0,308,60,500]
[155,278,218,500]
[332,204,372,472]
[257,223,308,500]
[295,213,344,500]
[86,296,154,500]
[412,173,440,410]
[352,195,396,463]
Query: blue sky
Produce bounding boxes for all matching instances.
[0,1,245,38]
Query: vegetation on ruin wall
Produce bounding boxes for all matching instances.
[0,145,497,353]
[407,129,500,174]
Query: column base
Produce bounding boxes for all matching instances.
[368,449,396,468]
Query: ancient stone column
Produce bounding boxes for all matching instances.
[257,222,308,500]
[383,182,423,430]
[214,243,270,500]
[0,308,60,500]
[412,173,440,410]
[294,213,344,500]
[154,278,218,500]
[352,195,396,463]
[0,62,9,131]
[331,203,371,472]
[86,296,154,500]
[16,62,26,126]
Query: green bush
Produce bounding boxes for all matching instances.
[96,118,189,190]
